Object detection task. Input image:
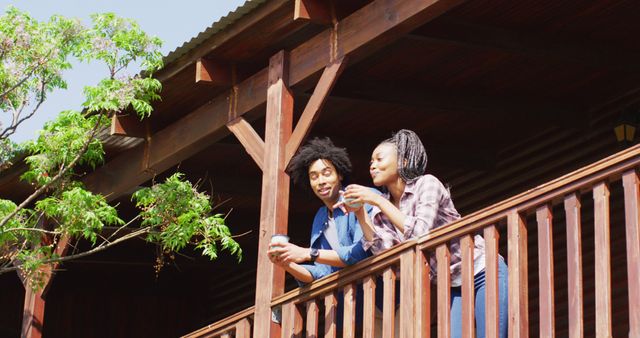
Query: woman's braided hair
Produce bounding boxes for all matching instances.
[286,137,352,190]
[380,129,427,183]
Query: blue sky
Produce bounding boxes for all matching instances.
[1,0,246,142]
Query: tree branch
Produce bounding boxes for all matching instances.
[0,79,48,139]
[0,226,152,275]
[0,114,104,229]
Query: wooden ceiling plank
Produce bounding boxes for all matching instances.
[412,20,640,72]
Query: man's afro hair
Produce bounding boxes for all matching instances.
[286,137,352,190]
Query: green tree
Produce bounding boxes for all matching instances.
[0,7,241,289]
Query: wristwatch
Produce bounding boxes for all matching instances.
[309,248,319,263]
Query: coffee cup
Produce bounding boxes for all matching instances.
[270,234,289,246]
[340,195,362,208]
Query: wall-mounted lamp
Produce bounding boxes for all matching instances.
[615,108,638,144]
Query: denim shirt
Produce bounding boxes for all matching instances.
[298,203,374,283]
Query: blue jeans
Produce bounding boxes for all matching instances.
[450,256,508,338]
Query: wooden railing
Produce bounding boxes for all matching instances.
[184,144,640,338]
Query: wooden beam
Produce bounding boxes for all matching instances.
[285,57,347,166]
[21,288,45,338]
[253,50,293,338]
[84,0,466,200]
[227,117,265,170]
[195,58,233,86]
[411,19,640,72]
[110,114,145,138]
[294,0,333,25]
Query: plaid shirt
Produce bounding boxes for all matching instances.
[362,174,486,286]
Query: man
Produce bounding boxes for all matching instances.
[267,137,373,283]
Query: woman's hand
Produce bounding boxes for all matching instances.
[267,242,310,264]
[343,184,381,206]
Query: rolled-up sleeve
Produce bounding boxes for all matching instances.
[403,176,443,239]
[361,209,403,254]
[298,263,332,286]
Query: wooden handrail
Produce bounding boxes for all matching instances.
[417,143,640,250]
[271,240,415,307]
[181,306,254,338]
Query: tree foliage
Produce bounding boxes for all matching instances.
[0,7,241,289]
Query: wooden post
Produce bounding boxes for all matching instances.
[325,292,338,338]
[252,50,294,338]
[306,300,319,338]
[415,249,431,338]
[564,193,584,338]
[400,249,416,338]
[460,235,475,338]
[484,225,500,338]
[537,204,555,338]
[21,288,46,338]
[508,210,529,338]
[622,170,640,338]
[363,276,377,338]
[593,182,612,338]
[436,245,451,338]
[382,267,397,338]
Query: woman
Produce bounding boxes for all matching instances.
[338,129,508,338]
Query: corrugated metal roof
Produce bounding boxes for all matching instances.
[162,0,268,66]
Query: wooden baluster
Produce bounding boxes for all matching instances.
[436,244,451,338]
[324,292,338,338]
[460,235,475,338]
[593,182,612,338]
[508,210,529,338]
[564,193,584,338]
[282,302,302,338]
[622,170,640,338]
[235,318,252,338]
[383,267,397,338]
[343,283,356,338]
[484,225,500,338]
[415,249,431,338]
[363,276,376,338]
[537,204,555,337]
[400,249,416,338]
[306,300,319,338]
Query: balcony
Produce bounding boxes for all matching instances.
[184,143,640,338]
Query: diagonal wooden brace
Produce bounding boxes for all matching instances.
[285,57,347,166]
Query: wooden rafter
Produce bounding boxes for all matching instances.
[195,58,235,86]
[110,114,146,138]
[294,0,333,25]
